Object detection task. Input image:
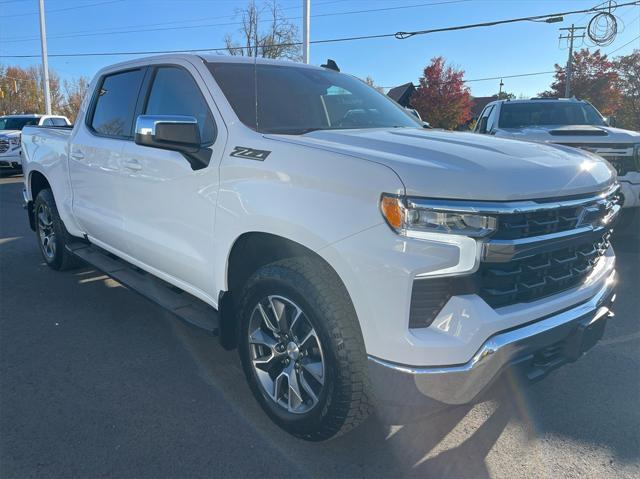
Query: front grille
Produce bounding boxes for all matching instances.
[0,139,9,153]
[477,233,610,308]
[493,195,616,240]
[604,156,640,176]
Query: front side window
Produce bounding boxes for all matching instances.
[476,105,494,133]
[145,66,216,145]
[91,69,145,138]
[207,62,420,134]
[51,118,68,126]
[42,119,54,126]
[499,102,606,128]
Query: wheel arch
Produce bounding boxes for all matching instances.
[219,231,352,350]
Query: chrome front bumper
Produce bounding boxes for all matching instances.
[368,271,616,408]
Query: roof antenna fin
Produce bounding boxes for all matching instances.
[321,59,340,72]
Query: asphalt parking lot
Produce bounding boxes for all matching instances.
[1,171,638,479]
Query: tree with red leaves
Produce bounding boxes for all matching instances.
[540,49,621,116]
[410,56,473,130]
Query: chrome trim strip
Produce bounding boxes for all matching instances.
[481,225,607,263]
[406,183,619,215]
[368,271,615,404]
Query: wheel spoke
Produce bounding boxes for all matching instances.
[299,372,318,404]
[249,328,278,349]
[286,364,304,412]
[257,302,280,334]
[302,360,324,385]
[269,297,288,331]
[299,328,318,349]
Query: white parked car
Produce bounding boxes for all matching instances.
[20,55,619,440]
[0,114,70,169]
[474,98,640,208]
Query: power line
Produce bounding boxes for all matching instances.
[0,0,124,18]
[1,0,345,43]
[606,34,640,53]
[1,1,638,59]
[0,0,471,44]
[394,0,639,38]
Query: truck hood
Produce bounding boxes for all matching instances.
[496,124,640,144]
[270,128,615,201]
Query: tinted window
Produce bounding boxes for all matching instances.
[91,69,145,138]
[207,62,420,134]
[499,102,606,128]
[0,117,39,130]
[476,105,493,133]
[145,67,215,145]
[51,118,68,126]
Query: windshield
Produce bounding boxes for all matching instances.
[499,102,606,128]
[206,62,420,134]
[0,117,39,131]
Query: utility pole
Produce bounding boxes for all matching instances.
[38,0,52,114]
[559,24,585,98]
[498,78,504,98]
[302,0,310,64]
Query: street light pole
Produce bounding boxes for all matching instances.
[302,0,310,64]
[38,0,52,114]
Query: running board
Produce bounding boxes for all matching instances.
[67,242,219,334]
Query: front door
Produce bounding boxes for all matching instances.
[119,63,225,302]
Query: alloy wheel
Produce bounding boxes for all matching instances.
[37,202,56,260]
[248,295,325,414]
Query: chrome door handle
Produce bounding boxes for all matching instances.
[70,151,85,160]
[123,159,142,171]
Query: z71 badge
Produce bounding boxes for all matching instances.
[230,146,271,161]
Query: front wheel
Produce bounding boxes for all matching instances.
[238,257,372,441]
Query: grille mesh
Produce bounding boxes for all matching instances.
[478,233,610,308]
[0,139,9,154]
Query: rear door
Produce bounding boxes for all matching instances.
[69,67,146,253]
[118,62,226,300]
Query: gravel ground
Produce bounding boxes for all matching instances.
[1,171,638,478]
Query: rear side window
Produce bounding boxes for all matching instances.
[144,66,216,145]
[90,69,145,138]
[42,118,54,126]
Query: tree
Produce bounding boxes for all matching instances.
[410,57,473,130]
[614,49,639,131]
[61,76,90,122]
[540,48,621,116]
[363,76,384,93]
[224,0,300,61]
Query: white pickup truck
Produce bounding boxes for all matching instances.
[474,98,640,208]
[0,114,70,169]
[21,55,620,440]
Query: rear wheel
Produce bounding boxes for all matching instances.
[238,257,372,441]
[34,189,80,270]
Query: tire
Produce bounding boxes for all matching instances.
[33,188,81,270]
[238,256,372,441]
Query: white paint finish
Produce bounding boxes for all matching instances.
[276,128,616,201]
[19,54,619,372]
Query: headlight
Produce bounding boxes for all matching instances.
[9,137,20,147]
[380,194,497,238]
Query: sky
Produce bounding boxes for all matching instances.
[0,0,638,98]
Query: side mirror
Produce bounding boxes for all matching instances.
[422,121,432,129]
[134,115,210,170]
